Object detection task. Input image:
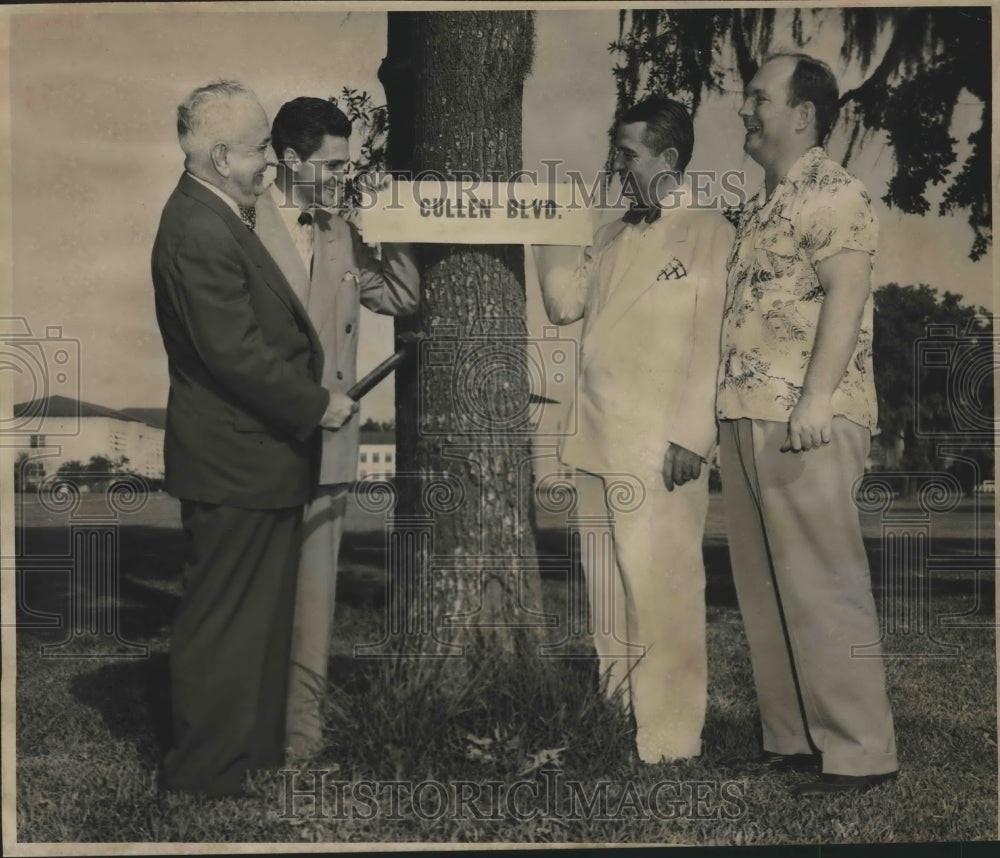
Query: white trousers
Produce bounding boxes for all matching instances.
[573,468,709,762]
[285,484,349,757]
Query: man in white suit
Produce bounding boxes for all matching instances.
[255,97,419,758]
[535,96,733,763]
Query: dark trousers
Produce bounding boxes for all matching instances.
[161,501,302,796]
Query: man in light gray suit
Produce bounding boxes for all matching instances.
[255,97,419,758]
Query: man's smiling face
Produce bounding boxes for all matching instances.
[222,99,273,207]
[289,133,350,209]
[738,57,802,168]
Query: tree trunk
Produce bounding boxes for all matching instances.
[376,12,541,662]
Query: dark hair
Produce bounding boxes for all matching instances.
[618,95,694,172]
[768,53,840,144]
[271,97,352,162]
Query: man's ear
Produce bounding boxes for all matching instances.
[210,142,230,177]
[659,147,679,172]
[283,146,303,170]
[795,101,816,135]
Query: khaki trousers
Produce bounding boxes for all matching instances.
[285,484,349,757]
[719,417,897,776]
[574,468,709,762]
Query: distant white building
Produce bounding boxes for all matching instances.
[11,396,164,486]
[11,398,405,489]
[357,429,396,480]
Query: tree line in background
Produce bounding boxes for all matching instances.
[360,418,396,432]
[12,453,165,494]
[872,284,993,494]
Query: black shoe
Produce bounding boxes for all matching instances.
[724,750,820,772]
[793,771,898,797]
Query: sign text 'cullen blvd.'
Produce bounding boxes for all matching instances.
[362,180,592,245]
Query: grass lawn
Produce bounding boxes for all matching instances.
[11,491,997,845]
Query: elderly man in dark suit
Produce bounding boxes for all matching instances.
[150,80,354,796]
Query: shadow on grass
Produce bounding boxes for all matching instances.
[17,526,185,639]
[68,653,172,766]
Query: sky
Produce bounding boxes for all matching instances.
[6,5,994,422]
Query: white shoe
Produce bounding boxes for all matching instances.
[636,728,700,764]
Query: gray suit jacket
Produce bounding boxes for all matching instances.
[151,173,328,507]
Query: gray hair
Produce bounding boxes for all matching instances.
[177,80,258,157]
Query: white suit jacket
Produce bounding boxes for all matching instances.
[256,188,419,485]
[538,194,733,480]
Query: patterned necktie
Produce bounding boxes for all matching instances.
[238,205,256,230]
[622,204,662,225]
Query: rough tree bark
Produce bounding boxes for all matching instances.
[375,11,543,663]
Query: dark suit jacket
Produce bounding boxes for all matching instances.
[151,173,330,508]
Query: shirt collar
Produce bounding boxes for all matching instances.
[269,181,335,231]
[782,146,826,189]
[186,171,242,219]
[748,146,826,222]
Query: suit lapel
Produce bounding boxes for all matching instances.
[177,174,325,371]
[247,228,325,367]
[583,212,691,367]
[307,208,348,339]
[255,189,312,308]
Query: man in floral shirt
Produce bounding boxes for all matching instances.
[718,54,898,796]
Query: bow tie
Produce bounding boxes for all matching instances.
[299,207,335,228]
[622,204,662,225]
[238,205,256,230]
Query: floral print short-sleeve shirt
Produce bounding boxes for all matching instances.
[717,147,878,431]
